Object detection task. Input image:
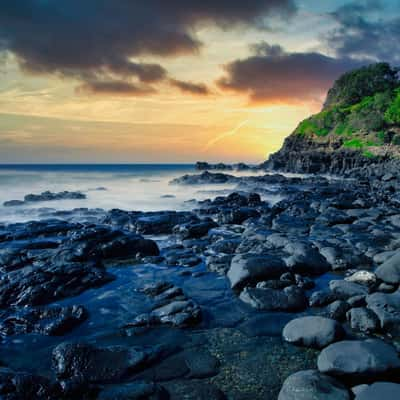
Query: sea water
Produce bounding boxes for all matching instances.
[0,164,272,223]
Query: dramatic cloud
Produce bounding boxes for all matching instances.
[169,79,210,96]
[326,1,400,64]
[217,42,362,104]
[0,0,296,96]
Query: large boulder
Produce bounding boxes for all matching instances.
[278,370,350,400]
[375,251,400,284]
[317,339,400,378]
[227,253,287,290]
[282,316,345,349]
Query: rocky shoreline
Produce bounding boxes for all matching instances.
[0,166,400,399]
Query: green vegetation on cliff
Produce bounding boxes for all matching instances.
[294,63,400,156]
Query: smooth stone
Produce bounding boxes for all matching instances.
[354,382,400,399]
[278,370,350,400]
[283,316,345,349]
[375,251,400,284]
[317,339,400,378]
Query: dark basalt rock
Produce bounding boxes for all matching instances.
[227,253,288,291]
[4,190,86,207]
[173,218,218,239]
[195,161,233,171]
[125,283,201,329]
[239,285,307,311]
[0,366,60,400]
[52,342,155,383]
[0,259,114,307]
[0,304,87,336]
[263,134,385,175]
[170,171,237,185]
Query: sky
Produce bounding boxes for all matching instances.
[0,0,399,163]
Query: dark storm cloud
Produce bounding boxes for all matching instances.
[0,0,296,96]
[326,0,400,64]
[217,42,362,103]
[169,79,210,95]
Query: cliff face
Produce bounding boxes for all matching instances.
[264,63,400,174]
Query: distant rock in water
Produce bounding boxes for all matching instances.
[170,171,237,185]
[263,63,400,174]
[195,161,258,171]
[3,190,86,207]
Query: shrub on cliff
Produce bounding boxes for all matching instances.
[324,63,399,109]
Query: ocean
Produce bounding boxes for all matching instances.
[0,164,269,223]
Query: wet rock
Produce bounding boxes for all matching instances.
[135,211,198,235]
[326,300,350,320]
[309,290,338,308]
[346,307,380,333]
[0,259,114,307]
[278,370,350,400]
[239,285,307,311]
[317,339,400,378]
[366,290,400,335]
[0,305,87,336]
[52,342,152,383]
[173,218,218,239]
[329,280,369,300]
[206,254,233,275]
[347,295,366,308]
[375,251,400,284]
[283,316,345,349]
[0,366,59,400]
[127,284,201,328]
[227,253,287,291]
[354,382,400,399]
[283,241,330,275]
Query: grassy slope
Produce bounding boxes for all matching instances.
[294,64,400,158]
